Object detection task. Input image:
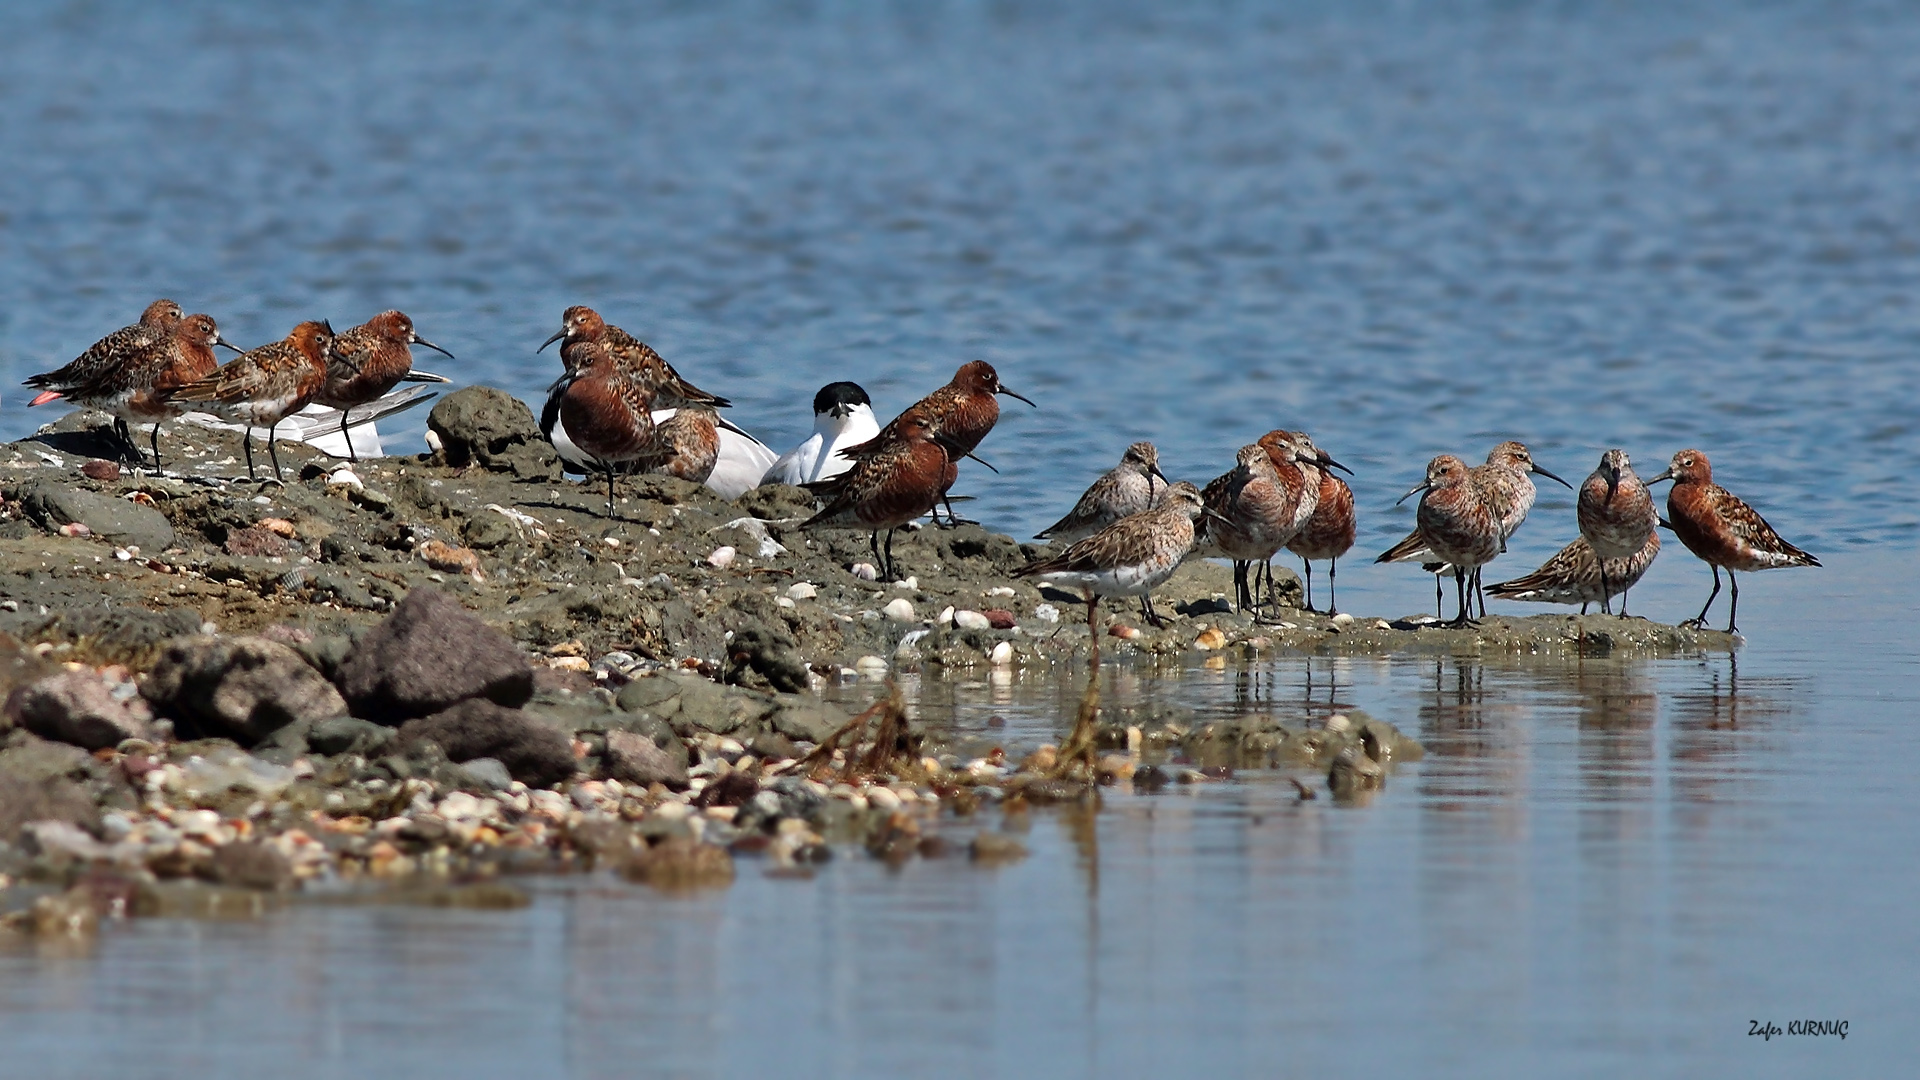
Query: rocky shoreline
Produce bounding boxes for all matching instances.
[0,391,1732,939]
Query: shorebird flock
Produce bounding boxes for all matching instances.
[23,300,1819,636]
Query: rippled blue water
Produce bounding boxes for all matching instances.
[4,0,1917,555]
[1,2,1915,1075]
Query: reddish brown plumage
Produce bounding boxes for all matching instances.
[647,406,721,485]
[1377,455,1501,622]
[803,411,955,533]
[1657,450,1817,574]
[801,410,956,579]
[840,360,1032,462]
[1255,430,1324,535]
[122,313,225,422]
[1199,444,1294,562]
[1288,468,1356,563]
[555,344,663,470]
[25,298,186,408]
[168,320,334,429]
[1576,449,1656,562]
[540,306,729,409]
[165,319,334,480]
[314,310,451,411]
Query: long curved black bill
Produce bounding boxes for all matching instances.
[402,369,453,384]
[215,339,245,354]
[1395,481,1429,506]
[1647,468,1675,484]
[1321,454,1355,477]
[414,336,455,360]
[998,387,1037,407]
[964,451,1000,474]
[1534,464,1574,490]
[538,329,566,353]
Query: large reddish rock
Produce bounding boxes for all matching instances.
[335,587,534,725]
[395,700,574,789]
[6,670,152,750]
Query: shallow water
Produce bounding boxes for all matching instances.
[1,1,1916,1074]
[1,551,1905,1077]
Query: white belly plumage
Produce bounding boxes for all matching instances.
[1030,557,1179,599]
[542,399,775,501]
[763,405,880,487]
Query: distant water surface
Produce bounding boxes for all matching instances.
[0,2,1915,1076]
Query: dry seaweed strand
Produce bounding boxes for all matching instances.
[1047,605,1103,780]
[798,682,924,785]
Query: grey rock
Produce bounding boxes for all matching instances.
[143,636,349,745]
[290,634,357,682]
[307,715,395,757]
[602,729,689,789]
[0,739,101,843]
[20,480,175,551]
[427,386,560,479]
[615,674,686,714]
[656,673,777,738]
[454,757,513,792]
[395,699,575,789]
[6,670,153,750]
[769,695,849,745]
[250,717,314,765]
[764,774,828,823]
[335,586,535,725]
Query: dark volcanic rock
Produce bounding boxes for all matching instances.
[18,480,175,551]
[395,699,575,789]
[723,626,811,694]
[6,669,153,750]
[335,586,535,725]
[427,386,560,479]
[142,636,349,745]
[602,729,689,789]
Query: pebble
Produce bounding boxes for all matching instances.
[1033,603,1060,624]
[786,582,817,600]
[986,586,1016,598]
[990,641,1014,665]
[707,546,736,568]
[1323,713,1352,733]
[866,786,902,811]
[420,540,484,580]
[937,605,956,626]
[853,655,889,677]
[883,598,916,622]
[59,522,91,538]
[893,576,918,590]
[1331,612,1355,627]
[1194,628,1227,650]
[327,468,364,491]
[1109,625,1139,639]
[953,610,992,631]
[81,459,121,481]
[850,562,880,581]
